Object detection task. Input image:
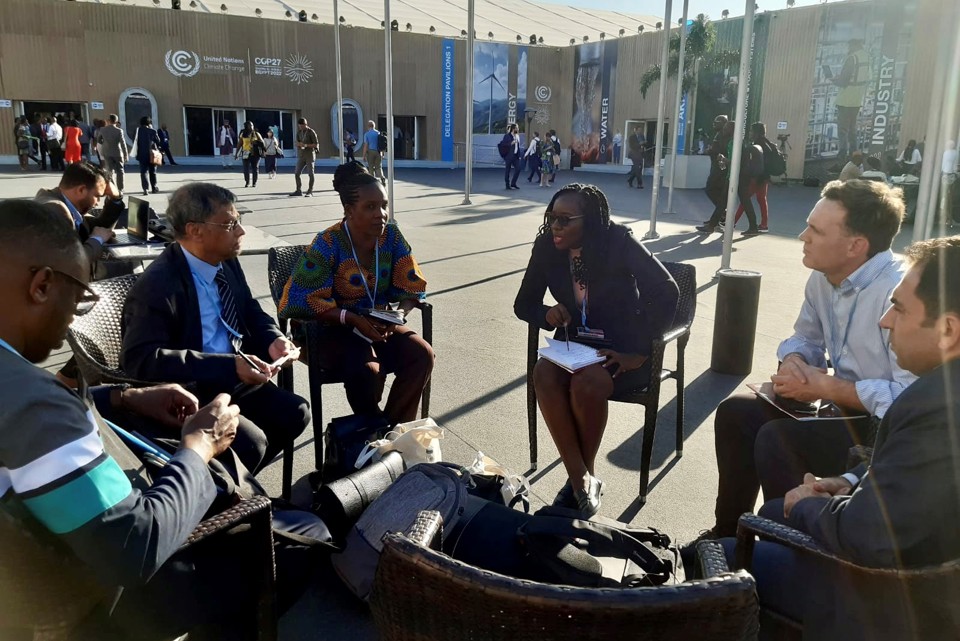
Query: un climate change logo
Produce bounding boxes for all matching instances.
[165,50,201,77]
[535,85,552,102]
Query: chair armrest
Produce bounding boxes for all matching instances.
[735,513,829,573]
[696,540,732,578]
[659,325,691,346]
[405,510,443,550]
[182,495,273,548]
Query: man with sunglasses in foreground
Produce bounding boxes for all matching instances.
[0,199,248,638]
[120,182,308,476]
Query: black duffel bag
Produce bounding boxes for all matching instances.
[323,414,390,481]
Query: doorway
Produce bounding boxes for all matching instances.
[21,101,87,124]
[376,115,422,160]
[246,109,295,152]
[625,119,670,168]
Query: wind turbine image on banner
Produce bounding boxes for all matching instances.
[479,72,504,133]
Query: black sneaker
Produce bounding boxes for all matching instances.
[742,228,761,236]
[695,224,716,234]
[289,190,303,197]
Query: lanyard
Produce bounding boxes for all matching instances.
[579,289,589,326]
[828,287,862,372]
[342,220,378,308]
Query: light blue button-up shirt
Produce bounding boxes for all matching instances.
[180,246,232,354]
[777,249,917,418]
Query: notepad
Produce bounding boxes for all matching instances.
[365,309,407,326]
[538,337,607,373]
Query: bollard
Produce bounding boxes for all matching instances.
[711,269,762,376]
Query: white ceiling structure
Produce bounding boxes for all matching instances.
[71,0,662,47]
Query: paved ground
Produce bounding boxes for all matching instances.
[0,163,920,639]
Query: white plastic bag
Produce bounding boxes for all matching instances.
[355,418,444,469]
[465,451,531,511]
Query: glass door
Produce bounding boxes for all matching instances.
[213,109,239,156]
[184,106,214,156]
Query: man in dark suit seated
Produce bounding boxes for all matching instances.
[735,236,960,638]
[120,182,308,474]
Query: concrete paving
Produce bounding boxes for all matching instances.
[0,163,920,639]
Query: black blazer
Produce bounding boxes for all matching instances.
[120,243,282,392]
[514,223,679,355]
[788,357,960,639]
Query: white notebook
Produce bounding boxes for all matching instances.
[538,337,607,373]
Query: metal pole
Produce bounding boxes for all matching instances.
[463,0,475,205]
[665,0,689,215]
[384,0,395,221]
[719,0,755,271]
[334,0,344,164]
[914,13,951,241]
[644,0,673,240]
[924,5,960,241]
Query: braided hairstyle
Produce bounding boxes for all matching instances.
[538,183,612,285]
[332,161,381,207]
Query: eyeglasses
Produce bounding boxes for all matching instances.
[30,266,100,316]
[546,214,585,228]
[200,214,244,233]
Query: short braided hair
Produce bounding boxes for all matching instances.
[538,183,612,284]
[332,161,381,207]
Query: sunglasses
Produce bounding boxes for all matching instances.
[30,266,100,316]
[547,214,584,228]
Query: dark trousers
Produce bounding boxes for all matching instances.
[314,325,434,425]
[345,145,355,162]
[265,154,278,173]
[72,508,330,641]
[48,144,64,171]
[242,156,260,186]
[504,154,521,187]
[36,140,47,169]
[139,162,157,192]
[627,162,644,187]
[736,179,758,230]
[526,157,541,182]
[712,393,874,536]
[161,144,176,165]
[836,105,860,159]
[705,173,729,227]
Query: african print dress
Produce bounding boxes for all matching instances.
[278,220,426,319]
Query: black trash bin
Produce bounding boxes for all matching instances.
[711,269,762,376]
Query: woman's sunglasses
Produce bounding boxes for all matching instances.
[546,214,584,228]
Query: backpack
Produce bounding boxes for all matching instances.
[377,131,388,152]
[516,507,682,588]
[763,140,786,176]
[743,143,765,179]
[497,137,511,159]
[331,462,468,600]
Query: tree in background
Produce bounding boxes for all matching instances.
[639,14,741,153]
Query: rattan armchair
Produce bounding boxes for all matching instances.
[267,245,433,480]
[369,510,758,641]
[525,262,697,502]
[0,495,277,641]
[67,274,297,499]
[735,513,960,640]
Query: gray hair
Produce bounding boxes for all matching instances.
[167,183,236,239]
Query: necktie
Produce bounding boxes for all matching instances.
[215,268,243,352]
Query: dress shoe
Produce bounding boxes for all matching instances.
[552,482,577,509]
[695,224,716,233]
[289,190,303,197]
[574,475,603,518]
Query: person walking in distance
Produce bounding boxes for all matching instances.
[501,123,522,190]
[290,117,319,197]
[263,129,281,179]
[696,116,734,233]
[97,114,128,192]
[45,116,64,172]
[236,121,264,188]
[525,131,542,183]
[626,132,644,189]
[158,124,177,165]
[360,120,386,186]
[218,120,236,168]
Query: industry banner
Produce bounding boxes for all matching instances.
[803,0,916,182]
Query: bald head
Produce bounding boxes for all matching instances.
[0,199,87,363]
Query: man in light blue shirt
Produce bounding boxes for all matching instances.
[360,120,386,185]
[699,179,915,539]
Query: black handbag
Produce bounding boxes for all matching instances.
[323,414,391,481]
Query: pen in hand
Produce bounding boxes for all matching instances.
[564,324,570,351]
[237,351,267,375]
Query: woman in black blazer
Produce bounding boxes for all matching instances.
[514,183,679,516]
[134,116,162,195]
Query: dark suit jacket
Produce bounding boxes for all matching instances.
[120,243,282,393]
[514,223,678,356]
[134,126,162,164]
[788,357,960,639]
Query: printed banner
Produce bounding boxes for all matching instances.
[803,0,916,181]
[571,41,618,165]
[441,39,455,162]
